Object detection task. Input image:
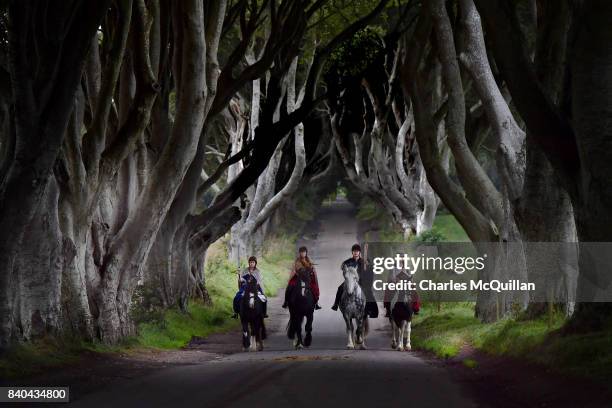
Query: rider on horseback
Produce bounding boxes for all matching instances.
[282,246,321,310]
[233,256,268,318]
[383,270,421,317]
[331,244,379,318]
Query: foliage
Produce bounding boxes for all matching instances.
[309,0,389,46]
[415,229,446,243]
[325,25,385,80]
[356,196,469,243]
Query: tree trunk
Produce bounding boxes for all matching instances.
[94,0,221,343]
[0,1,111,348]
[568,1,612,328]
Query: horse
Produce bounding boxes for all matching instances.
[287,267,315,350]
[239,278,266,352]
[389,272,413,351]
[339,263,368,350]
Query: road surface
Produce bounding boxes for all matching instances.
[71,200,475,408]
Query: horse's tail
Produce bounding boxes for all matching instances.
[363,315,369,336]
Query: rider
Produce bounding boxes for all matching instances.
[331,243,379,318]
[383,271,421,317]
[282,246,321,310]
[233,256,268,318]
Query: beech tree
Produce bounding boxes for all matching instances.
[0,0,112,347]
[473,0,612,329]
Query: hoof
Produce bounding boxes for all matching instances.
[358,344,367,350]
[405,344,412,351]
[257,343,264,351]
[397,346,404,352]
[391,341,398,349]
[242,347,249,352]
[295,343,303,350]
[347,345,355,350]
[304,333,312,347]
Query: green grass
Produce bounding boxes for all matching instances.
[411,303,612,380]
[0,337,84,378]
[462,358,478,368]
[355,196,469,243]
[431,213,469,242]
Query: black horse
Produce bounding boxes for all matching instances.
[286,267,315,349]
[239,278,266,351]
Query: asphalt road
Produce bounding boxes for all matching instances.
[70,200,475,408]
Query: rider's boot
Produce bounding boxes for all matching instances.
[282,286,291,309]
[383,301,391,317]
[331,285,342,310]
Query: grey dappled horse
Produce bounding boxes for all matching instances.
[339,263,368,349]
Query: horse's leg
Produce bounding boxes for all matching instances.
[361,317,368,350]
[344,315,354,349]
[287,310,295,340]
[241,320,250,351]
[249,321,257,352]
[397,321,405,351]
[405,321,412,351]
[356,316,367,350]
[256,318,264,351]
[304,311,313,347]
[391,318,398,349]
[295,315,303,350]
[355,315,363,347]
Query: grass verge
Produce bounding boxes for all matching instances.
[411,303,612,380]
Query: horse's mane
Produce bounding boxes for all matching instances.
[296,266,311,276]
[244,277,258,294]
[342,263,360,295]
